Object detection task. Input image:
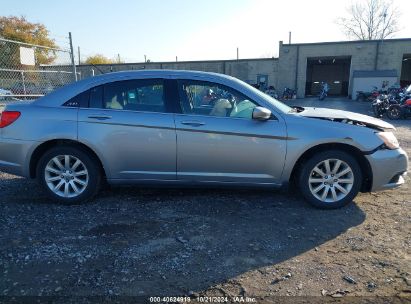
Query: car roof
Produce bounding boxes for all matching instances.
[34,70,240,107]
[90,69,235,80]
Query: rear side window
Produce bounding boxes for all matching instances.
[103,79,165,112]
[89,86,103,109]
[63,79,166,113]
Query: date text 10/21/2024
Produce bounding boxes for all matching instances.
[149,296,257,303]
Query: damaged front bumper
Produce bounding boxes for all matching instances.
[366,147,408,192]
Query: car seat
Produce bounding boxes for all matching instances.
[210,99,232,117]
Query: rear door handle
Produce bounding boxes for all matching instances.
[180,120,205,127]
[88,114,112,120]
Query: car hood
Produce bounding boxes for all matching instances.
[297,107,395,130]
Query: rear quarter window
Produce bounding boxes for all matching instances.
[63,90,90,107]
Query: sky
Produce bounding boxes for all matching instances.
[2,0,411,63]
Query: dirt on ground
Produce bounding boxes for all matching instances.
[0,100,410,303]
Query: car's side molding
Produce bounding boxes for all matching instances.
[175,126,294,140]
[77,120,176,131]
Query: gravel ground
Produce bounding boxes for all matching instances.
[0,98,410,303]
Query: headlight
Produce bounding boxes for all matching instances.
[376,132,399,149]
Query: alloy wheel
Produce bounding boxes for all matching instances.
[308,159,354,203]
[44,155,89,198]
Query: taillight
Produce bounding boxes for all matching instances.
[0,111,21,128]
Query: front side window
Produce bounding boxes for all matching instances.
[103,79,165,112]
[178,80,259,119]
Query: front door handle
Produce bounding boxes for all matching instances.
[88,114,112,120]
[180,120,205,127]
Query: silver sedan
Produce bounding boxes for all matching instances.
[0,70,408,208]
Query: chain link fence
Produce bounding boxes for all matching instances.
[0,37,79,102]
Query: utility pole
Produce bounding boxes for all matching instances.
[117,53,121,63]
[289,31,292,44]
[375,13,387,71]
[176,56,178,62]
[381,12,387,41]
[77,46,81,65]
[144,55,147,63]
[68,32,77,81]
[236,47,239,60]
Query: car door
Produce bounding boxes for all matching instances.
[174,79,287,185]
[77,78,177,181]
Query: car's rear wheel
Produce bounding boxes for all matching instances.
[37,146,101,204]
[298,150,362,209]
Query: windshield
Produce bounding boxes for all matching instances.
[238,80,293,113]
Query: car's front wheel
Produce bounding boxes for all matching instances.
[298,150,362,209]
[37,146,101,204]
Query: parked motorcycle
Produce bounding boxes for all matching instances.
[356,86,380,102]
[387,86,403,100]
[386,85,411,120]
[319,82,329,100]
[265,86,279,99]
[282,87,295,100]
[387,99,411,120]
[372,94,397,118]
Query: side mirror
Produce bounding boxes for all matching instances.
[252,107,271,121]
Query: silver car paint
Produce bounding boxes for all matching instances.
[174,114,287,184]
[365,148,408,191]
[0,105,78,177]
[298,107,395,130]
[78,109,177,181]
[0,70,408,193]
[281,113,378,182]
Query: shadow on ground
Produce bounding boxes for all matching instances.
[0,177,366,296]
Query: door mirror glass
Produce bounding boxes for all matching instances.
[252,107,271,121]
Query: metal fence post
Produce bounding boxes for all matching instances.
[69,32,77,81]
[21,71,26,96]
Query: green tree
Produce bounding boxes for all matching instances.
[85,54,113,65]
[0,16,58,66]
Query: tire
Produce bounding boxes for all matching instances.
[372,104,382,117]
[387,105,402,120]
[36,146,101,204]
[298,150,362,209]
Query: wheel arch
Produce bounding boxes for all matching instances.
[289,143,373,192]
[29,139,107,180]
